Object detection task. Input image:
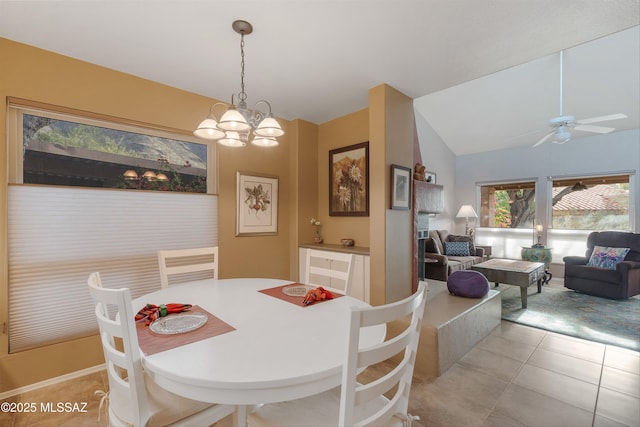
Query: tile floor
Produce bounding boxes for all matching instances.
[2,280,639,427]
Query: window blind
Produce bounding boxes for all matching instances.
[8,185,218,352]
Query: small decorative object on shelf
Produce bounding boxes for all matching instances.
[413,163,426,181]
[310,217,323,243]
[340,238,355,247]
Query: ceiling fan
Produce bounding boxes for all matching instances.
[532,50,627,147]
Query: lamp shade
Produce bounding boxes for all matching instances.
[123,170,138,180]
[456,205,478,219]
[252,136,279,147]
[193,116,225,140]
[218,108,251,132]
[254,116,284,137]
[218,131,246,147]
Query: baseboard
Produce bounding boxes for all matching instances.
[0,364,105,400]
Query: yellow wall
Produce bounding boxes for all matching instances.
[315,86,414,306]
[0,37,298,391]
[368,85,416,305]
[0,38,416,392]
[317,109,370,247]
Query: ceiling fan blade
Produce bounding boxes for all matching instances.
[574,124,615,134]
[532,130,555,147]
[576,113,627,124]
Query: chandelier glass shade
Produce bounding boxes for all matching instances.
[193,20,284,147]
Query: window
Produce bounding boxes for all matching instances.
[9,99,212,193]
[5,99,219,352]
[551,175,631,230]
[479,181,536,229]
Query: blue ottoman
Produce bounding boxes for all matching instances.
[447,270,489,298]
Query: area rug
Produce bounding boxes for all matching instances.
[500,286,640,351]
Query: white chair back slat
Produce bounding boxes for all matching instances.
[247,281,428,427]
[158,246,218,288]
[87,272,149,426]
[87,272,236,426]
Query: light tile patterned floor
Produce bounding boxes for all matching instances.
[1,322,638,426]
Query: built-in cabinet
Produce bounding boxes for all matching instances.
[299,245,370,303]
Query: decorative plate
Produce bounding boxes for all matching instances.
[282,284,314,297]
[150,313,208,335]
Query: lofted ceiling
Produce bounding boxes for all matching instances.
[1,1,638,155]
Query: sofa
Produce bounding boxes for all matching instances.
[563,231,640,299]
[424,230,485,281]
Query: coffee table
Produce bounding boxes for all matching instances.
[471,258,545,308]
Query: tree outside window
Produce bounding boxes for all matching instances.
[480,182,536,229]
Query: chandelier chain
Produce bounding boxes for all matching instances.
[239,34,247,102]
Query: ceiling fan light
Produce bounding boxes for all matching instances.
[254,116,285,137]
[193,116,225,140]
[252,136,279,147]
[218,131,246,147]
[218,107,251,132]
[552,129,571,143]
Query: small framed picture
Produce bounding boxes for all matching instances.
[236,171,279,236]
[425,171,437,184]
[390,164,411,210]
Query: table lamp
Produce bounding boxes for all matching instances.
[456,205,478,235]
[533,224,544,248]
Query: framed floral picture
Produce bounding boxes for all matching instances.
[391,164,411,210]
[236,172,278,236]
[329,142,369,216]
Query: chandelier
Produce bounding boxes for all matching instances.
[193,20,284,147]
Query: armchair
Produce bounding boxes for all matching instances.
[564,231,640,299]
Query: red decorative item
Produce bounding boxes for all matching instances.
[302,287,334,305]
[135,303,193,325]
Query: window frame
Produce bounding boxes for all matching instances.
[7,97,217,193]
[548,172,634,232]
[478,179,538,229]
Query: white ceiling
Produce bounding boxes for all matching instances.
[1,1,638,155]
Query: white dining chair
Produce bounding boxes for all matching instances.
[247,281,428,427]
[88,272,235,426]
[157,246,218,288]
[304,249,355,295]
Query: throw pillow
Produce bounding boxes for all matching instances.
[587,245,631,270]
[445,241,470,257]
[447,234,476,257]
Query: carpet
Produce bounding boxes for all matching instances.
[500,285,640,351]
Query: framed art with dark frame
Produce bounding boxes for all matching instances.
[236,171,279,236]
[329,142,369,216]
[391,164,411,210]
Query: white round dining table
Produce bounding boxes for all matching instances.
[131,278,386,406]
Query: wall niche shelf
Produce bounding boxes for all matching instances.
[414,180,444,214]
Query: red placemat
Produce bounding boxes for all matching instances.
[136,305,235,356]
[259,283,344,307]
